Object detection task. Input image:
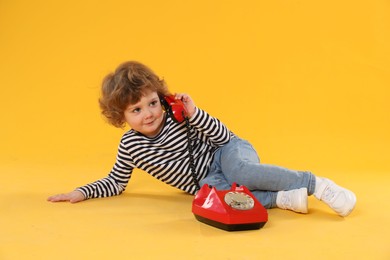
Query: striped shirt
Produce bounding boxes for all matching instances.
[77,107,233,198]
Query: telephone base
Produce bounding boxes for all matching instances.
[194,214,266,231]
[192,183,268,232]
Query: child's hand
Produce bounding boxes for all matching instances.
[175,93,196,118]
[47,190,85,203]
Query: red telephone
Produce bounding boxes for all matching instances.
[160,94,187,123]
[161,94,268,231]
[192,183,268,231]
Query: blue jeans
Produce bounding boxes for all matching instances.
[199,137,316,209]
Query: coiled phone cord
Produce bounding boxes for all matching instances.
[184,114,201,191]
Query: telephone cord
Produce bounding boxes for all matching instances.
[184,114,201,191]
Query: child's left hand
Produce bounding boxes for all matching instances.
[175,93,196,118]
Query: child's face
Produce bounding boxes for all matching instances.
[124,90,165,137]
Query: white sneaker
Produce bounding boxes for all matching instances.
[276,188,308,213]
[314,178,356,217]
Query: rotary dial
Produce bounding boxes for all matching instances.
[224,191,255,210]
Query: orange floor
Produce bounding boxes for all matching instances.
[1,156,389,260]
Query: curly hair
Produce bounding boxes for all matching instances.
[99,61,170,128]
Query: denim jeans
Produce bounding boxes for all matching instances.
[199,136,316,209]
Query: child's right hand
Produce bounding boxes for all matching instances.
[47,190,85,203]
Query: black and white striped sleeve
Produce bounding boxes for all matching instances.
[75,141,134,199]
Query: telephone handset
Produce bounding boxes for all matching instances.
[159,95,188,123]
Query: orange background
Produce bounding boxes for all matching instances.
[1,1,389,173]
[1,0,389,259]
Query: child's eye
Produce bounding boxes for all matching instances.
[132,108,141,113]
[150,100,158,106]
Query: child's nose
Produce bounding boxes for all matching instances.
[144,108,153,118]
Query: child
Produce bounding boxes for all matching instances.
[48,61,356,217]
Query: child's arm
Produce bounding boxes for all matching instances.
[176,93,231,147]
[47,190,85,203]
[47,170,132,203]
[48,141,134,203]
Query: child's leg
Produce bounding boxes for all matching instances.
[216,137,316,194]
[207,137,356,216]
[201,137,311,213]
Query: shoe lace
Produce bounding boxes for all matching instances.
[322,186,336,202]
